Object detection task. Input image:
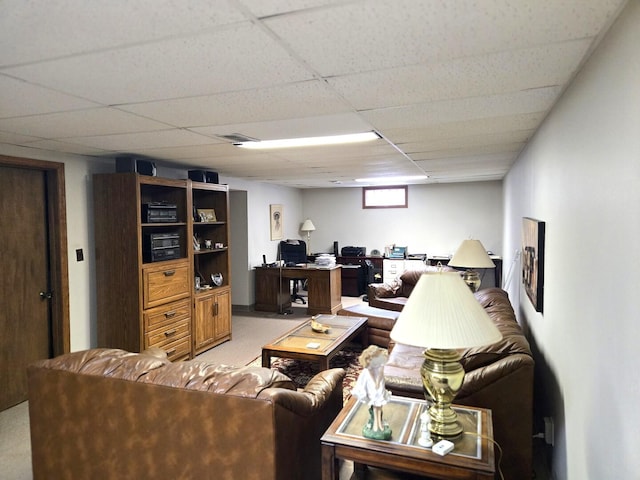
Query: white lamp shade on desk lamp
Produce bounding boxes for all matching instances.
[300,219,316,255]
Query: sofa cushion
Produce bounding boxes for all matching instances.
[36,348,296,399]
[142,363,296,398]
[36,347,171,381]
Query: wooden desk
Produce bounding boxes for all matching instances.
[254,265,343,315]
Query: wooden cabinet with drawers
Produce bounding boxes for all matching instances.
[93,173,232,360]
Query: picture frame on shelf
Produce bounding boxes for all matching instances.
[197,208,217,222]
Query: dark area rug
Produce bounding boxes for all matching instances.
[251,344,363,403]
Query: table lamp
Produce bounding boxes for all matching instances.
[390,270,502,437]
[300,219,316,255]
[448,239,495,292]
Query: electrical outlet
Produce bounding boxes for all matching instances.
[544,417,554,446]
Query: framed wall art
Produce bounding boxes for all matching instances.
[522,217,545,313]
[270,204,283,240]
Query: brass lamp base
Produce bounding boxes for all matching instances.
[461,269,481,292]
[420,348,465,437]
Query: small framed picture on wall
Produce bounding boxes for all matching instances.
[270,204,283,240]
[522,217,545,313]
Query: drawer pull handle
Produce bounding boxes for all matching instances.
[164,329,177,337]
[163,270,175,277]
[165,348,177,356]
[164,311,176,318]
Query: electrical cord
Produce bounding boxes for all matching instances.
[462,431,504,480]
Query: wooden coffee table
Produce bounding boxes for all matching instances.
[262,314,368,371]
[321,396,495,480]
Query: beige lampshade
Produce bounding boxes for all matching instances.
[301,219,316,232]
[390,271,502,349]
[448,239,495,269]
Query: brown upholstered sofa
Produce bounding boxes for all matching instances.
[384,288,534,480]
[27,348,345,480]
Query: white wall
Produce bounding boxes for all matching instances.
[302,181,503,258]
[503,2,640,478]
[220,177,303,306]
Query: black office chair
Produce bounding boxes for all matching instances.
[279,239,307,304]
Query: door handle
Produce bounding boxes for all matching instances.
[39,291,53,300]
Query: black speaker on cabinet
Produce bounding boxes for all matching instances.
[333,241,339,257]
[188,170,219,184]
[115,156,156,176]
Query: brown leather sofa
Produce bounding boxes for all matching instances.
[27,348,345,480]
[384,288,534,480]
[368,265,455,311]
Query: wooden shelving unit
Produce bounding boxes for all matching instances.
[93,173,231,360]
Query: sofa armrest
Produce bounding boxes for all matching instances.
[368,280,400,299]
[257,368,345,416]
[457,354,533,399]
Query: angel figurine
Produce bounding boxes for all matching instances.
[352,345,392,440]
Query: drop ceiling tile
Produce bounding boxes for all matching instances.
[19,139,111,156]
[68,129,216,151]
[240,0,348,18]
[410,142,525,161]
[328,39,591,110]
[416,153,516,171]
[0,0,247,66]
[4,23,314,104]
[397,130,534,153]
[191,112,372,140]
[380,113,544,144]
[0,108,171,139]
[132,143,230,161]
[264,0,624,76]
[363,87,561,130]
[0,75,99,118]
[122,81,353,128]
[0,130,43,144]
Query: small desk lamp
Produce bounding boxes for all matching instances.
[300,219,316,255]
[390,271,502,437]
[448,239,495,292]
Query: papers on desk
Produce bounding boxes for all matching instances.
[315,254,336,268]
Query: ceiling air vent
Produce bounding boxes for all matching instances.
[217,133,259,144]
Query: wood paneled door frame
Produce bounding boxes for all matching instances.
[1,155,70,355]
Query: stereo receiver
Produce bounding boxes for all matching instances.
[142,202,178,223]
[143,232,181,263]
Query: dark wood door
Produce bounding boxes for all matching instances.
[0,166,52,410]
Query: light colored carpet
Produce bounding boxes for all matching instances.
[195,313,305,366]
[0,401,31,480]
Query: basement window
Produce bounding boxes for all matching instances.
[362,186,408,209]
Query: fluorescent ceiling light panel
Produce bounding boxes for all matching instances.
[355,175,428,184]
[235,131,380,149]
